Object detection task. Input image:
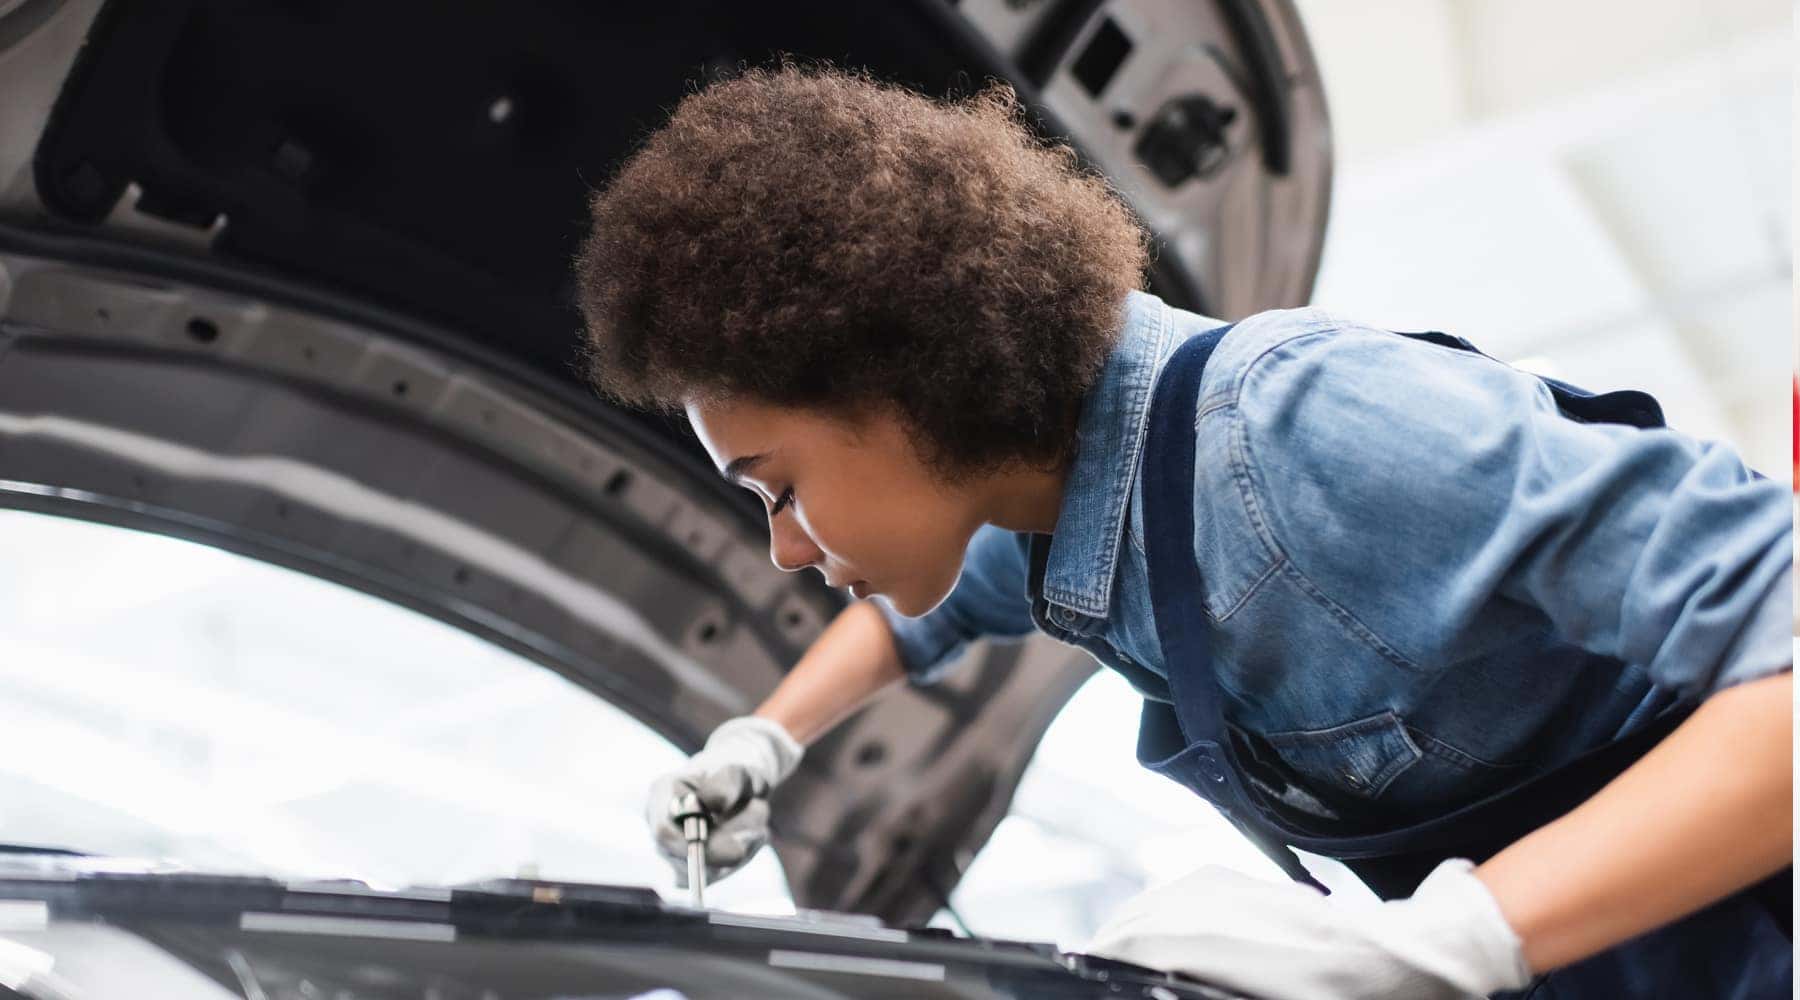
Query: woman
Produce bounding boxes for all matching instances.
[575,65,1792,998]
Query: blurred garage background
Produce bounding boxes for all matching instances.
[0,0,1789,955]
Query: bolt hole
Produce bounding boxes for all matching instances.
[301,346,316,363]
[480,410,495,426]
[784,611,803,628]
[696,621,719,643]
[604,469,631,496]
[130,474,147,490]
[275,501,290,519]
[95,307,110,322]
[688,532,703,546]
[856,742,887,768]
[186,317,219,344]
[1111,109,1137,130]
[392,380,409,397]
[453,566,471,585]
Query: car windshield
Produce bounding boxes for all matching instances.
[0,508,794,913]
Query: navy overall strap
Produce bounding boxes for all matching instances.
[1399,329,1666,428]
[1136,322,1331,887]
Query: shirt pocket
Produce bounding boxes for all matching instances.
[1259,711,1538,822]
[1383,727,1537,814]
[1260,710,1423,801]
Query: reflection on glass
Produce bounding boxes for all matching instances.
[0,509,793,913]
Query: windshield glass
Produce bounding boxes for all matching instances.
[0,509,793,913]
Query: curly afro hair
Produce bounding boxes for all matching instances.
[575,63,1149,485]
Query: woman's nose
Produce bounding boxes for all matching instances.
[768,516,823,574]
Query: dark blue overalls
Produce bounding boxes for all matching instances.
[1136,323,1792,998]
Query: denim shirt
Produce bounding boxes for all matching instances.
[874,289,1793,821]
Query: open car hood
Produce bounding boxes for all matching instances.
[0,0,1330,925]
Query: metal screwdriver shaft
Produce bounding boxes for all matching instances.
[671,792,710,908]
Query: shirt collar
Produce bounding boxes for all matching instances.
[1038,289,1173,618]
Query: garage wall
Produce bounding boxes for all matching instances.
[1299,0,1792,478]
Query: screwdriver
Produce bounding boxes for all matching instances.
[670,791,711,908]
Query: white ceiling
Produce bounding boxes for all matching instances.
[1294,0,1793,477]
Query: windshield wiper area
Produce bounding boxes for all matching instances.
[0,862,1248,999]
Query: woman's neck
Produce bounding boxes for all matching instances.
[980,458,1070,535]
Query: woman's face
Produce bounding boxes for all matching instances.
[685,395,987,618]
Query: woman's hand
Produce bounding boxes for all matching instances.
[644,715,803,887]
[1082,858,1531,1000]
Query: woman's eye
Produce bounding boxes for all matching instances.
[769,486,794,517]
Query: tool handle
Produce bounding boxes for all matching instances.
[672,792,711,907]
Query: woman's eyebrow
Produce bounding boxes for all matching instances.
[722,452,771,485]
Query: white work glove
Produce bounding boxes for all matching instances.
[644,715,804,888]
[1083,858,1533,1000]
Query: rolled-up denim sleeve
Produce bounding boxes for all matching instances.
[871,523,1037,686]
[1232,323,1794,697]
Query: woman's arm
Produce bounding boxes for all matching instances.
[754,599,908,744]
[757,522,1037,742]
[1085,670,1793,997]
[1478,669,1792,973]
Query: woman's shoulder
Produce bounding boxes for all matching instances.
[1193,306,1402,406]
